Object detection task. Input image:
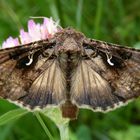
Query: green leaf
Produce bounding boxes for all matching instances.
[0,123,14,140]
[0,108,28,126]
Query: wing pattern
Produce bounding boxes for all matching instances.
[71,46,140,111]
[0,45,66,110]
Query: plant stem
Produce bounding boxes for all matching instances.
[58,122,69,140]
[34,112,54,140]
[94,0,103,38]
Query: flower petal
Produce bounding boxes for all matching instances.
[40,21,49,39]
[1,17,60,48]
[2,36,20,48]
[42,17,58,38]
[28,20,42,41]
[19,29,31,44]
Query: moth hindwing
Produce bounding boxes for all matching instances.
[0,28,140,119]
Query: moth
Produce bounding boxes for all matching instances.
[0,28,140,120]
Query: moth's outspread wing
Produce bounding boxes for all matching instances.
[71,42,140,112]
[0,44,66,109]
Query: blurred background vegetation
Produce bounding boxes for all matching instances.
[0,0,140,140]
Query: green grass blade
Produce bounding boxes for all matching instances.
[54,0,64,26]
[76,0,83,29]
[94,0,103,38]
[1,0,22,30]
[46,0,59,20]
[34,112,54,140]
[0,108,28,126]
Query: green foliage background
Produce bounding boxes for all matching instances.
[0,0,140,140]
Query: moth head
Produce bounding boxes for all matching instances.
[54,28,85,53]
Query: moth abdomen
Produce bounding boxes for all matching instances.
[61,100,78,119]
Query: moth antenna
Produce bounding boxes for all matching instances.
[26,52,34,66]
[106,53,114,66]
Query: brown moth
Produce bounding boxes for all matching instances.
[0,28,140,119]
